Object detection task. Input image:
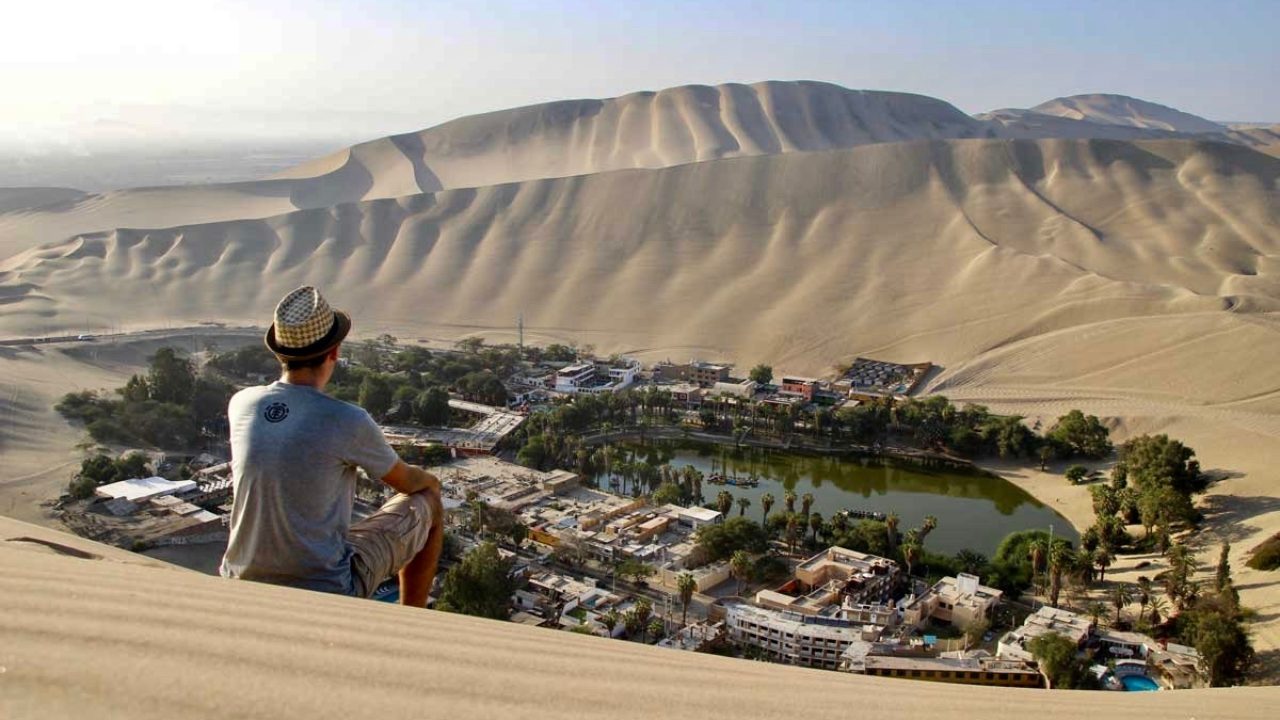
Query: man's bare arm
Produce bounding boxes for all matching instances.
[381,461,441,496]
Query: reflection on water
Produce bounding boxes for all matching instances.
[595,440,1078,556]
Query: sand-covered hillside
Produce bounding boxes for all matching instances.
[0,82,988,258]
[3,138,1275,362]
[1032,93,1228,134]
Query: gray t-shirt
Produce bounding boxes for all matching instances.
[220,381,400,594]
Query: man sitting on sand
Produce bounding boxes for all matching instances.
[220,286,444,607]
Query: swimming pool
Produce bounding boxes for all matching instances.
[1120,675,1160,691]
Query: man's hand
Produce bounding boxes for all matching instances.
[381,460,441,496]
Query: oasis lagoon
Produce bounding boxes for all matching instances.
[593,440,1077,556]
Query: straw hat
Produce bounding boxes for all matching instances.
[264,286,352,360]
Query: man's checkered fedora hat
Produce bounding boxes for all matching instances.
[264,286,351,360]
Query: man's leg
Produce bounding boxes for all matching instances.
[399,493,444,608]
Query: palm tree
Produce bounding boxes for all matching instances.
[784,514,800,555]
[1086,601,1106,628]
[677,572,697,627]
[831,511,849,537]
[1027,539,1047,595]
[1094,547,1113,583]
[1165,543,1197,610]
[1146,594,1168,626]
[715,490,733,517]
[601,608,620,638]
[1137,577,1153,618]
[801,492,814,519]
[731,550,752,595]
[633,598,653,639]
[1048,544,1072,608]
[784,490,797,515]
[1112,583,1134,625]
[902,540,921,579]
[885,512,900,553]
[736,496,751,517]
[919,515,938,544]
[954,549,987,576]
[647,617,666,643]
[760,492,775,526]
[809,512,824,545]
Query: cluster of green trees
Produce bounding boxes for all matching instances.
[1028,632,1097,689]
[205,337,519,425]
[437,541,519,620]
[66,452,153,499]
[1083,434,1205,555]
[326,337,512,422]
[1165,542,1255,686]
[56,348,234,450]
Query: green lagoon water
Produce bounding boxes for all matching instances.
[596,441,1077,556]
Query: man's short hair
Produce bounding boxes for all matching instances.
[281,354,329,371]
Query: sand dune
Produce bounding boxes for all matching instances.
[976,108,1182,141]
[0,186,86,213]
[1032,93,1228,134]
[0,82,990,259]
[3,139,1274,352]
[3,514,1277,719]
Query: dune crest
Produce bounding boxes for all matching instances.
[3,139,1275,371]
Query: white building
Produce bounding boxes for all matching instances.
[673,506,723,530]
[711,378,757,399]
[726,603,880,670]
[554,364,596,393]
[902,574,1002,630]
[94,476,197,503]
[997,606,1093,663]
[553,359,640,394]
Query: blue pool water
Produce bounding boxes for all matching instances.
[1120,675,1160,692]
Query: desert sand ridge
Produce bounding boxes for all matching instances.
[2,138,1275,351]
[0,82,989,258]
[1032,93,1229,134]
[2,514,1276,719]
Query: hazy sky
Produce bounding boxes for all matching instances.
[5,0,1278,146]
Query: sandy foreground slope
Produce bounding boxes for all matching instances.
[2,514,1277,719]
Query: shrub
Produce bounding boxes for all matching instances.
[1246,533,1280,571]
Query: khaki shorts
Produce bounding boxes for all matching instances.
[348,492,433,598]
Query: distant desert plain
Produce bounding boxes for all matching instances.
[2,81,1279,680]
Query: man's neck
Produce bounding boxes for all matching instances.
[280,372,325,390]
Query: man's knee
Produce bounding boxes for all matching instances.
[408,490,444,531]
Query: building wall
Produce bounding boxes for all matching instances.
[863,666,1042,688]
[727,607,858,670]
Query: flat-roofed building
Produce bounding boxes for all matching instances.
[997,606,1093,663]
[726,603,875,670]
[689,362,731,387]
[711,378,757,399]
[667,382,704,407]
[554,364,596,393]
[95,476,197,503]
[859,655,1042,688]
[794,546,899,605]
[674,506,722,530]
[779,376,819,401]
[902,574,1001,629]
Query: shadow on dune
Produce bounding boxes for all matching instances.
[1199,494,1280,546]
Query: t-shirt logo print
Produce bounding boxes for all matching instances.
[263,402,290,423]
